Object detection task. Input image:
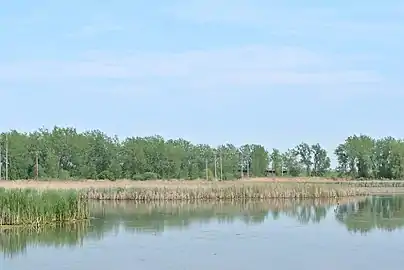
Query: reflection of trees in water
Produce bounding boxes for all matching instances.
[0,198,344,257]
[335,196,404,234]
[4,196,403,257]
[285,205,328,224]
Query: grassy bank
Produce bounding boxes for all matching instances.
[0,188,89,226]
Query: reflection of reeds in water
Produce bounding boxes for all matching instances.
[1,197,368,257]
[85,183,369,200]
[0,221,98,258]
[90,198,362,233]
[90,197,358,214]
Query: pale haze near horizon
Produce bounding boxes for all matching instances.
[1,1,403,166]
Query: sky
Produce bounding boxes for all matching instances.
[1,0,404,163]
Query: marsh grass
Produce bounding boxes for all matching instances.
[335,181,404,188]
[0,188,89,226]
[85,183,369,200]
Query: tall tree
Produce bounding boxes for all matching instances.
[3,126,404,181]
[311,143,331,176]
[282,149,302,177]
[270,148,283,176]
[296,143,313,176]
[250,144,269,177]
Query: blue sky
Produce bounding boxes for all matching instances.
[1,0,403,162]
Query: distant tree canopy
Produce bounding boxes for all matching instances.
[335,135,404,180]
[0,127,402,180]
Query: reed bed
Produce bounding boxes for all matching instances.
[85,183,369,201]
[335,181,404,188]
[0,188,89,226]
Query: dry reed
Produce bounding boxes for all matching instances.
[84,183,369,200]
[335,181,404,188]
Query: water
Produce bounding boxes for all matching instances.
[2,196,404,270]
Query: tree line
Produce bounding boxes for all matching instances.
[0,127,403,180]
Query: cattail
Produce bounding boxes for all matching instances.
[0,189,89,226]
[82,183,369,201]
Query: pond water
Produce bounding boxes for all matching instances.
[2,196,404,270]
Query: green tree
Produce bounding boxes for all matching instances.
[4,126,404,181]
[296,142,313,176]
[282,149,302,177]
[311,143,331,176]
[335,135,376,179]
[270,148,283,176]
[250,144,269,177]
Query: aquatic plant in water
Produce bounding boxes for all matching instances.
[0,188,89,226]
[84,183,369,201]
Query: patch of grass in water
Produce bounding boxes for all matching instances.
[85,183,369,200]
[0,188,89,226]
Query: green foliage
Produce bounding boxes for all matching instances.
[0,188,89,225]
[311,143,331,177]
[281,149,303,176]
[270,148,283,176]
[141,172,159,181]
[296,142,313,176]
[334,135,404,179]
[1,126,404,181]
[0,127,270,181]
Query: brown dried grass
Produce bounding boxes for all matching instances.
[1,178,403,200]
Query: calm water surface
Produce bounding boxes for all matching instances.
[2,196,404,270]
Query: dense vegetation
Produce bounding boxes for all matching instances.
[0,189,89,226]
[85,183,368,200]
[0,127,404,180]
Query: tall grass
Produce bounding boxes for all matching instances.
[335,181,404,188]
[0,188,89,226]
[85,183,369,200]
